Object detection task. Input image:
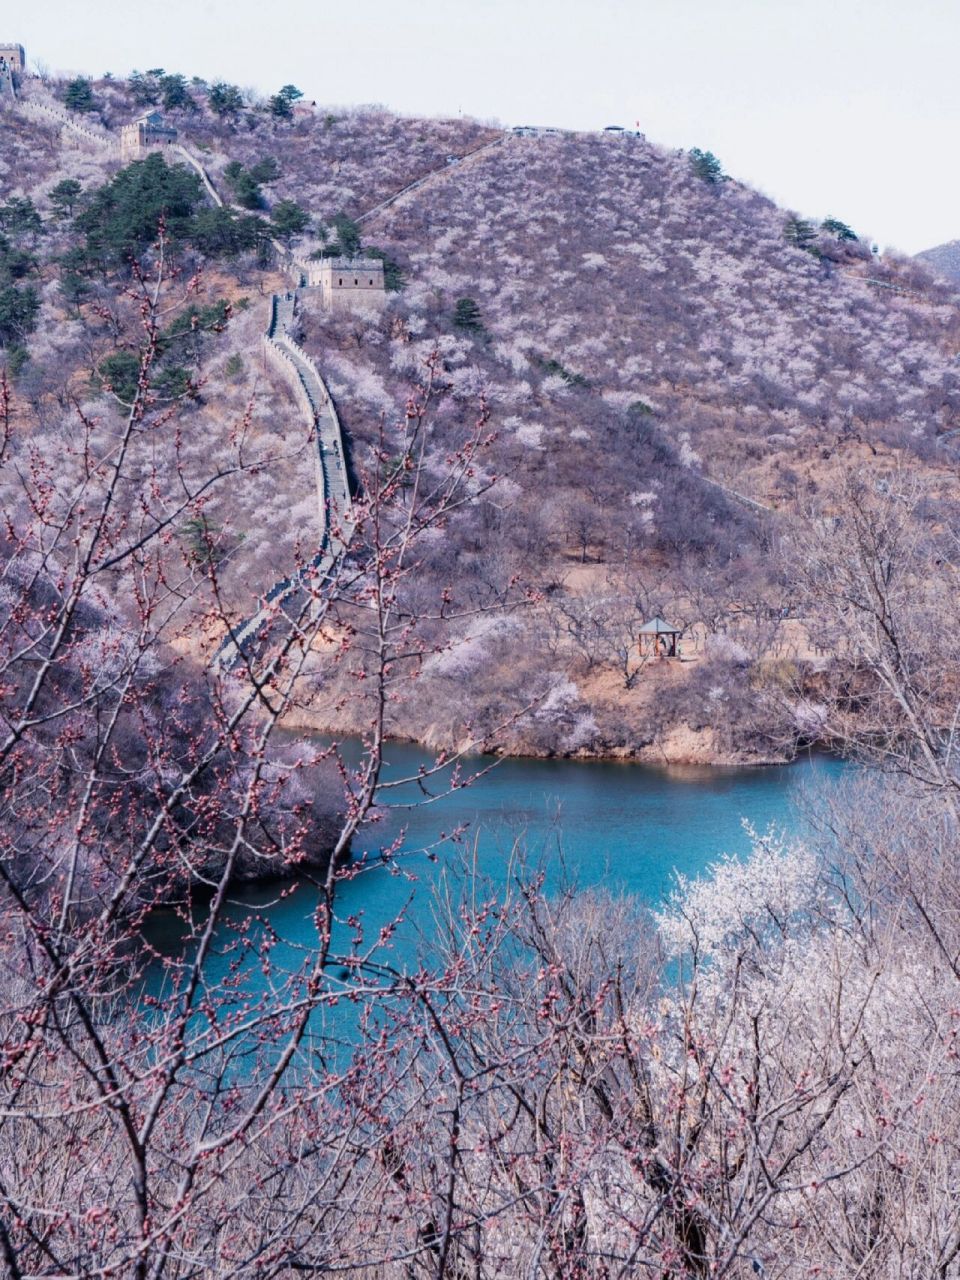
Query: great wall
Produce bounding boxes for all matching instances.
[355,135,504,227]
[213,292,355,669]
[3,77,777,674]
[4,70,788,665]
[136,130,358,670]
[3,77,348,668]
[5,78,502,671]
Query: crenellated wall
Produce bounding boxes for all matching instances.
[18,95,116,151]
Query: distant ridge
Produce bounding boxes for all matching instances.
[915,239,960,282]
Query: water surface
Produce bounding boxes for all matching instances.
[146,744,848,986]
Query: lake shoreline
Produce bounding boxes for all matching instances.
[278,705,825,770]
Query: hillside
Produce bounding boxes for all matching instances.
[6,59,960,1280]
[2,68,960,763]
[916,237,960,282]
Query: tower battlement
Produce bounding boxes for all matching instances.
[120,111,178,161]
[0,44,25,73]
[305,257,386,310]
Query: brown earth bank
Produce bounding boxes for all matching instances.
[280,708,796,766]
[277,710,800,766]
[274,655,818,767]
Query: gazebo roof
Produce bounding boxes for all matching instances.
[639,616,680,635]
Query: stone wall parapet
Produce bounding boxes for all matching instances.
[19,96,116,150]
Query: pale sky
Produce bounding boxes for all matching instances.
[11,0,960,253]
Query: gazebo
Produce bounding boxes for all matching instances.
[638,616,682,659]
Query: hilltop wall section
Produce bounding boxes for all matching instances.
[356,136,503,227]
[120,111,178,161]
[10,83,360,669]
[18,94,116,151]
[0,43,25,97]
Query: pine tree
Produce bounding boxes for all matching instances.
[0,198,42,240]
[249,158,280,184]
[784,215,818,253]
[821,217,858,242]
[49,180,83,220]
[128,70,158,106]
[0,285,40,347]
[365,247,405,291]
[223,163,264,210]
[689,148,725,185]
[208,81,244,117]
[454,297,484,332]
[271,200,310,244]
[331,213,362,257]
[269,85,304,119]
[63,77,95,113]
[160,74,195,112]
[97,350,140,401]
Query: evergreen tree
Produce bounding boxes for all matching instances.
[821,216,858,242]
[0,234,35,287]
[180,514,222,564]
[58,246,93,309]
[784,215,818,253]
[0,285,39,347]
[454,297,484,332]
[365,247,405,291]
[249,157,280,184]
[63,77,95,113]
[223,162,265,210]
[159,73,195,112]
[689,147,725,184]
[154,365,195,399]
[331,212,362,257]
[189,207,268,258]
[269,84,303,119]
[127,70,158,106]
[268,93,293,120]
[270,200,310,243]
[76,153,204,269]
[97,350,140,401]
[208,81,244,118]
[49,180,82,220]
[0,198,42,240]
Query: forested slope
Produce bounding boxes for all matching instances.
[3,67,960,761]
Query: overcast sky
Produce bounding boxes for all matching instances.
[11,0,959,253]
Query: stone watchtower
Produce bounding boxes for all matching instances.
[306,257,386,311]
[120,110,178,161]
[0,43,25,91]
[0,44,25,74]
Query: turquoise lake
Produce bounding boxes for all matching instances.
[145,744,850,988]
